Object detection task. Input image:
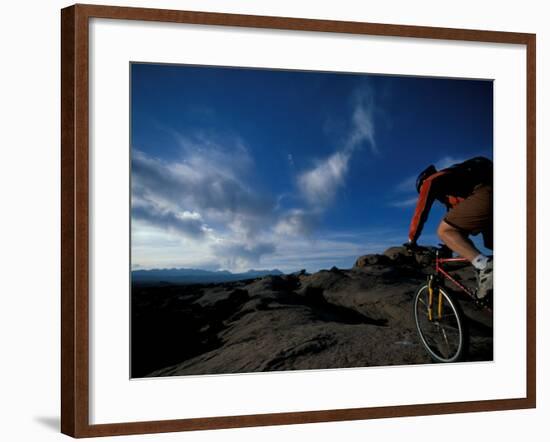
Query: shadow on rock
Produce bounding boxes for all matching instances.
[131,286,250,377]
[296,285,388,326]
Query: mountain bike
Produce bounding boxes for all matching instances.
[412,245,492,363]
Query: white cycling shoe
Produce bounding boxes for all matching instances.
[476,257,493,300]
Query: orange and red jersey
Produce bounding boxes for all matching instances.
[408,170,467,243]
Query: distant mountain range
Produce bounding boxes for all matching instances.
[132,268,284,285]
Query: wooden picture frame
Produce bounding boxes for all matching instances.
[61,3,536,437]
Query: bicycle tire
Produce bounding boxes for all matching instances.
[413,283,467,363]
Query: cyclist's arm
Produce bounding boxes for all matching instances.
[408,171,447,243]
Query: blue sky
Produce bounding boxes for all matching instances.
[131,63,493,272]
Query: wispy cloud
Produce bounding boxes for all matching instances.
[388,197,419,208]
[298,150,351,207]
[349,88,377,153]
[213,241,276,271]
[132,139,274,239]
[435,155,465,170]
[274,209,320,237]
[132,206,209,238]
[131,136,279,271]
[258,233,399,273]
[297,85,377,210]
[287,153,294,167]
[394,175,417,194]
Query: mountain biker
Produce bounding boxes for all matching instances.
[406,157,493,299]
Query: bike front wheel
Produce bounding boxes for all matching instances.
[413,284,466,363]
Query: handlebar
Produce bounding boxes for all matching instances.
[403,242,453,258]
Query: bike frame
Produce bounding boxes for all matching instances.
[435,253,476,298]
[425,248,492,322]
[426,250,478,322]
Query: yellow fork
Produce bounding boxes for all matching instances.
[428,283,434,321]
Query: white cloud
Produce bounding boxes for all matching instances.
[296,85,377,209]
[213,241,276,272]
[274,209,320,237]
[131,219,221,271]
[132,139,274,239]
[388,196,419,208]
[131,135,281,270]
[435,155,465,170]
[348,87,377,153]
[394,175,417,193]
[257,233,398,273]
[132,205,209,238]
[298,150,350,207]
[287,153,294,167]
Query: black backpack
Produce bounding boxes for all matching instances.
[444,156,493,186]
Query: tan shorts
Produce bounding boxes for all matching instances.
[444,184,493,250]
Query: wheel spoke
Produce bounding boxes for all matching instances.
[439,326,450,355]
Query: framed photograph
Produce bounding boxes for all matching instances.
[61,4,536,438]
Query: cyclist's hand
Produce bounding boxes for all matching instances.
[403,240,419,252]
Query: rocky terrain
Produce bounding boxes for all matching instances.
[131,246,493,378]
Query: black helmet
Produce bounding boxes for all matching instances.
[416,165,437,193]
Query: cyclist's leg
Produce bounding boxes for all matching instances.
[439,184,493,260]
[437,221,479,261]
